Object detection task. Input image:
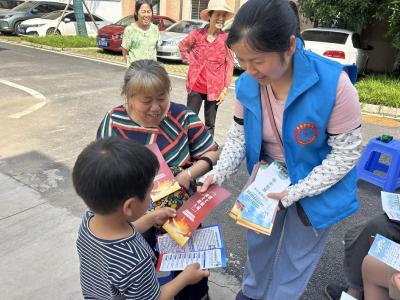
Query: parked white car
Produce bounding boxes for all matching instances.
[17,10,109,36]
[301,28,373,74]
[157,19,208,61]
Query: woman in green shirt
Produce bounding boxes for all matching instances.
[122,0,160,67]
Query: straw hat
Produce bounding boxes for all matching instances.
[200,0,235,21]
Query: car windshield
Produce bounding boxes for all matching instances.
[41,10,65,20]
[301,30,349,44]
[12,1,36,11]
[166,20,204,33]
[115,15,135,26]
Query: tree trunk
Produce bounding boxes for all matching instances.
[73,0,88,37]
[393,50,400,76]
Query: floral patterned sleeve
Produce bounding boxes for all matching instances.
[178,30,196,64]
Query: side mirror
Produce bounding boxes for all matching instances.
[31,8,38,14]
[64,17,71,23]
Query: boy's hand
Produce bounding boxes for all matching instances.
[152,207,177,226]
[182,263,210,285]
[391,272,400,294]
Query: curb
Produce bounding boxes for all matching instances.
[1,38,398,119]
[361,103,400,120]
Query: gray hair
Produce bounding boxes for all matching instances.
[122,60,171,98]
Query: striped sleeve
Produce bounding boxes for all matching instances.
[186,109,218,158]
[97,111,114,139]
[110,256,160,300]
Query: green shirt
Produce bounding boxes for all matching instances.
[122,23,159,67]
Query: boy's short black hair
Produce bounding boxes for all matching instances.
[72,137,159,214]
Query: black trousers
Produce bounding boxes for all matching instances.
[344,213,400,290]
[187,91,218,136]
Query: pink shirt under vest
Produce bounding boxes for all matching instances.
[234,71,362,163]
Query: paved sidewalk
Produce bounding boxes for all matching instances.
[0,172,240,299]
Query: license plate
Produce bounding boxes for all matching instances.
[97,40,108,47]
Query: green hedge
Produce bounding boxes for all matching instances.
[356,74,400,108]
[21,35,96,48]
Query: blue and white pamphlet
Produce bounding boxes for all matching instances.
[368,234,400,271]
[340,291,357,300]
[156,224,227,271]
[381,191,400,222]
[232,161,291,235]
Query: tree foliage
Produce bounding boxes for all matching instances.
[298,0,400,49]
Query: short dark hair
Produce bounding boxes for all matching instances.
[134,0,153,21]
[227,0,299,53]
[72,137,159,214]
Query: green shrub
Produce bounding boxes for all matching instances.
[21,35,96,48]
[356,74,400,108]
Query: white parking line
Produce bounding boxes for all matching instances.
[0,79,47,118]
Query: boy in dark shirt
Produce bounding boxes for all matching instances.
[74,137,209,300]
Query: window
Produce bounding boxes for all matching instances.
[64,13,76,22]
[0,0,24,9]
[35,4,52,13]
[166,20,204,34]
[301,30,349,45]
[48,3,69,11]
[84,13,102,22]
[163,19,174,29]
[191,0,209,19]
[115,15,135,26]
[152,18,160,26]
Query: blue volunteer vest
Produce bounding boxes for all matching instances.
[236,38,359,230]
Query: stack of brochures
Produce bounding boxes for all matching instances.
[230,161,291,235]
[156,224,227,272]
[162,185,231,247]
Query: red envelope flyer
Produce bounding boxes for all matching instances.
[146,144,181,202]
[162,185,231,247]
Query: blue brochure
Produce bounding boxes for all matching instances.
[369,234,400,271]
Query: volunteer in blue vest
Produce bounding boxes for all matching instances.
[199,0,363,299]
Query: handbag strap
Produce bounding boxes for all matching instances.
[264,86,284,153]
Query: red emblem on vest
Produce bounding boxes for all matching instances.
[294,123,318,145]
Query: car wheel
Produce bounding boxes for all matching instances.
[13,21,22,34]
[46,28,61,35]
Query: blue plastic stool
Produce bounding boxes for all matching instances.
[357,137,400,192]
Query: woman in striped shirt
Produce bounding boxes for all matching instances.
[97,59,219,300]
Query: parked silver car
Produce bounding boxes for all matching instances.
[157,19,208,61]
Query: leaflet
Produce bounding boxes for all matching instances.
[162,185,231,247]
[230,161,291,235]
[381,191,400,222]
[156,225,227,272]
[146,144,181,202]
[368,234,400,271]
[340,291,357,300]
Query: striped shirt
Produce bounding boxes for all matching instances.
[96,102,218,168]
[76,211,161,300]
